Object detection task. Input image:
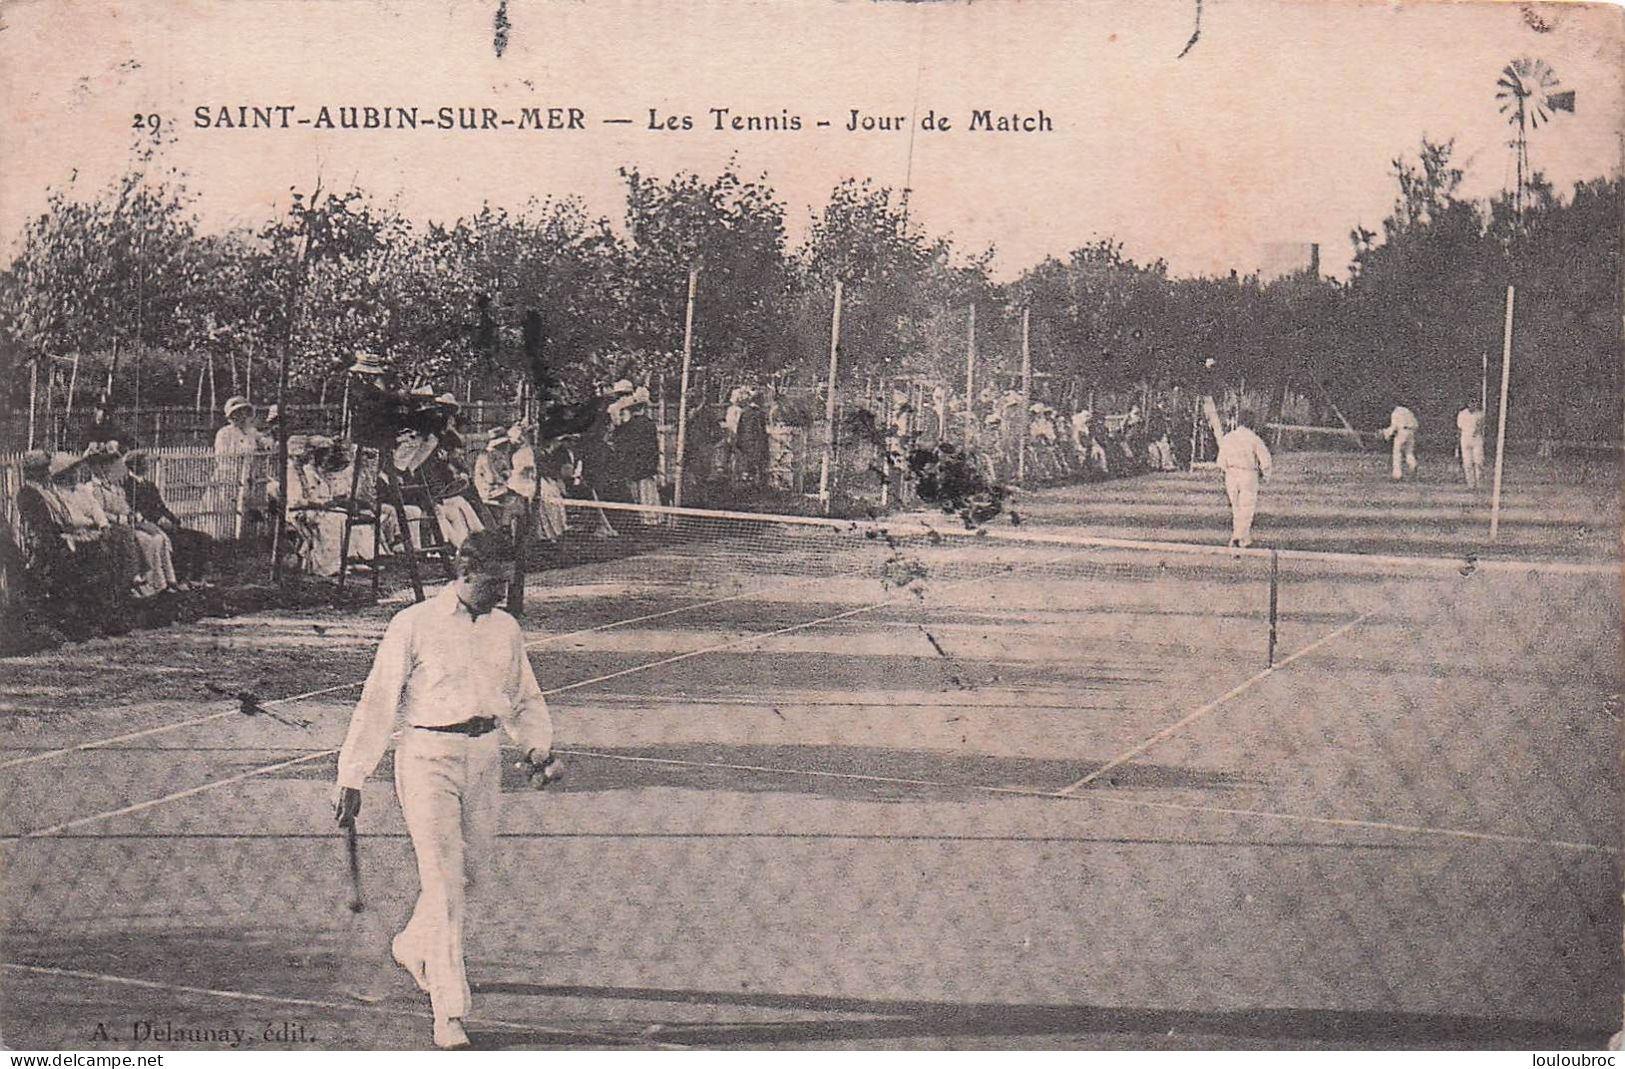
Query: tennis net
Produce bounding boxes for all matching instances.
[547,497,1614,673]
[554,498,1284,661]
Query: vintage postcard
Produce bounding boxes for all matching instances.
[0,0,1620,1055]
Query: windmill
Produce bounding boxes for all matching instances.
[1496,57,1576,225]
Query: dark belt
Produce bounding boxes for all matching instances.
[416,716,500,738]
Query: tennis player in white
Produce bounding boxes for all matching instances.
[1382,404,1420,480]
[1456,400,1486,489]
[332,530,554,1049]
[1216,411,1273,549]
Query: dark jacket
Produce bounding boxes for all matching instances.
[125,476,181,527]
[614,413,661,481]
[735,405,769,460]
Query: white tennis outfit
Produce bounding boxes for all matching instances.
[1216,426,1273,547]
[1384,406,1420,479]
[1457,407,1486,489]
[336,586,552,1026]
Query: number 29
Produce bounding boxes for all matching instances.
[132,113,161,130]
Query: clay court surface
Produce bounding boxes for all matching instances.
[1,450,1619,1050]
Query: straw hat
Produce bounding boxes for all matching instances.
[436,393,461,410]
[349,351,387,375]
[223,395,252,419]
[609,379,635,396]
[48,452,82,478]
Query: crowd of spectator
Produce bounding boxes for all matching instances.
[883,387,1188,492]
[7,366,1200,641]
[12,435,216,636]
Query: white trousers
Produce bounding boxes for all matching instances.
[629,477,661,524]
[1460,436,1484,488]
[1224,468,1260,545]
[1391,428,1418,478]
[392,729,502,1023]
[132,526,178,595]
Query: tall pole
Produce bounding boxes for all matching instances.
[964,303,976,442]
[673,268,699,507]
[65,353,81,431]
[1018,306,1031,484]
[1480,349,1489,413]
[27,358,38,449]
[1489,285,1515,541]
[270,180,320,582]
[818,281,844,513]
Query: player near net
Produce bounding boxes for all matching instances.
[331,530,560,1050]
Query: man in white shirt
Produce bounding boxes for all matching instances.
[1381,404,1420,480]
[1456,400,1486,489]
[332,531,555,1050]
[1216,411,1273,549]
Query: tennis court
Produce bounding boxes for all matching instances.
[1,451,1618,1050]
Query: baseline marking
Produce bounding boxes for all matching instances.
[1054,610,1377,795]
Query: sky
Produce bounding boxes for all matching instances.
[0,0,1620,280]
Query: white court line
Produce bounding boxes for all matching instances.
[0,962,670,1048]
[0,582,794,772]
[18,750,336,839]
[1078,793,1620,857]
[11,559,1042,840]
[0,711,238,772]
[558,749,1618,856]
[1054,611,1378,796]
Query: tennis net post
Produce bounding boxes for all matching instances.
[1267,548,1279,667]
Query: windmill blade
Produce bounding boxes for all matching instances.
[1497,75,1521,92]
[1549,89,1576,113]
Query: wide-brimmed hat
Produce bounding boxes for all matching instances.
[349,351,386,376]
[223,395,252,419]
[608,379,635,396]
[436,393,461,410]
[48,452,82,478]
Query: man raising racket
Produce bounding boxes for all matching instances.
[332,530,556,1049]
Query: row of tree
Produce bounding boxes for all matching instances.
[2,134,1618,438]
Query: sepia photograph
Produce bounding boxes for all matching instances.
[0,0,1620,1054]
